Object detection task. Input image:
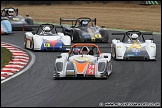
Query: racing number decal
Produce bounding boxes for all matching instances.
[94,34,101,38]
[86,64,95,75]
[44,43,50,47]
[132,48,140,52]
[13,18,19,21]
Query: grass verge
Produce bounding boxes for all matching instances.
[1,47,12,69]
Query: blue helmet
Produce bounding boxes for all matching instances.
[73,47,80,55]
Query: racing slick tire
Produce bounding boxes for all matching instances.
[111,47,116,59]
[100,29,109,43]
[24,35,27,49]
[73,30,82,43]
[31,38,34,50]
[25,18,34,31]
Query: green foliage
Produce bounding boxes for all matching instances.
[1,47,12,69]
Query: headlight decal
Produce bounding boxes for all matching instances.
[98,62,106,72]
[56,62,63,72]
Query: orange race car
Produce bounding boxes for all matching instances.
[53,43,112,79]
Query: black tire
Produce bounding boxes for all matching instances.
[111,47,116,59]
[73,30,82,43]
[100,29,109,43]
[71,32,74,42]
[30,38,34,50]
[25,18,34,31]
[24,35,27,49]
[25,18,34,25]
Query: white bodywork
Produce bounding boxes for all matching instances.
[54,53,112,78]
[111,39,156,60]
[24,32,71,50]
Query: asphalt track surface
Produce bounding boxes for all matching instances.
[1,30,161,107]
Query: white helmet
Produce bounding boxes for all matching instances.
[82,20,88,27]
[131,33,138,41]
[8,9,14,16]
[43,26,51,34]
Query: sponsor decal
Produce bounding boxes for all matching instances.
[127,42,142,50]
[131,48,140,52]
[13,18,19,21]
[94,34,102,38]
[44,43,50,47]
[86,63,95,75]
[127,54,134,56]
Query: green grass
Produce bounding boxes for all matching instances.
[1,47,12,69]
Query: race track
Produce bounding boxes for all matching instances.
[1,30,161,107]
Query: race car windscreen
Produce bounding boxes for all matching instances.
[36,25,57,35]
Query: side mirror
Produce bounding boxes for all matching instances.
[57,55,62,58]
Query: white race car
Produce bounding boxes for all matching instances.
[53,43,112,79]
[111,30,157,60]
[24,24,71,51]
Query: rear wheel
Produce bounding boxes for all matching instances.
[25,18,34,31]
[100,29,109,43]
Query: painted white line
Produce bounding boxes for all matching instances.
[2,68,19,71]
[13,56,29,59]
[9,61,27,65]
[1,77,6,80]
[2,46,14,48]
[12,59,28,62]
[1,42,36,84]
[12,53,28,56]
[4,65,24,68]
[1,72,14,75]
[10,50,25,53]
[6,48,18,50]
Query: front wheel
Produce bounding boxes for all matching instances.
[24,35,27,48]
[30,38,34,50]
[111,47,116,59]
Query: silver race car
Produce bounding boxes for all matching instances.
[111,30,157,60]
[53,43,112,79]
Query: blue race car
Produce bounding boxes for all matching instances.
[1,17,12,34]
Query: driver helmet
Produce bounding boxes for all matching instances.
[43,26,51,34]
[73,47,80,55]
[81,46,90,55]
[82,20,88,27]
[131,33,138,41]
[8,9,14,16]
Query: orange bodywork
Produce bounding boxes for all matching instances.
[73,60,89,74]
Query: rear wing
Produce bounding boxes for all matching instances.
[60,17,96,26]
[24,24,65,33]
[111,30,153,42]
